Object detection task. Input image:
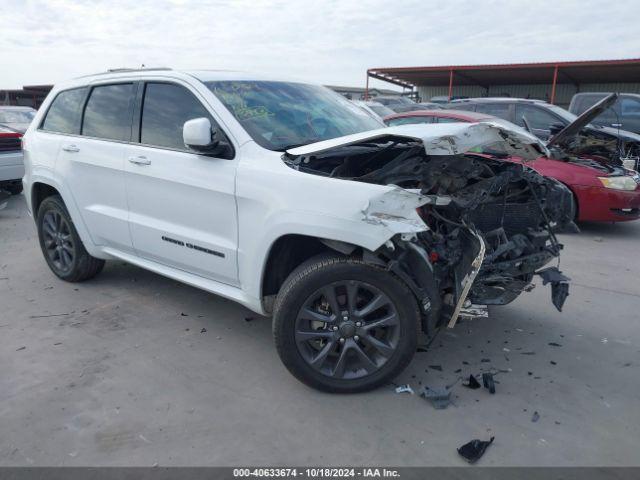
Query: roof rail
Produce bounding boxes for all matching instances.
[106,67,172,73]
[78,67,173,78]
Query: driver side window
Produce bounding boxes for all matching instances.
[140,83,215,151]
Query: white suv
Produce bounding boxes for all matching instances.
[22,68,574,392]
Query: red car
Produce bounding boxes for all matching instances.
[385,108,640,222]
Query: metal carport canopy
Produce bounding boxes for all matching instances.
[367,58,640,103]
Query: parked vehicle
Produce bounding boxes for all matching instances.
[23,69,573,392]
[351,100,395,121]
[569,92,640,135]
[385,105,640,222]
[0,126,24,195]
[0,106,37,133]
[430,95,468,104]
[373,95,442,113]
[449,97,640,171]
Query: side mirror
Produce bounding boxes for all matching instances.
[183,117,233,158]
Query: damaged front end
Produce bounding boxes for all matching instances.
[284,123,574,334]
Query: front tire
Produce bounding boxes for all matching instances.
[36,195,105,282]
[273,255,420,393]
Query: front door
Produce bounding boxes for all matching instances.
[124,81,239,286]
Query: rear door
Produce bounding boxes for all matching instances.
[124,81,239,285]
[53,83,136,252]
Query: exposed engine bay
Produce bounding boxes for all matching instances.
[284,126,575,335]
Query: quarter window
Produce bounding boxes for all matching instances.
[41,88,87,134]
[140,83,212,150]
[82,84,134,141]
[387,116,433,126]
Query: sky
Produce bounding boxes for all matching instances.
[1,0,639,90]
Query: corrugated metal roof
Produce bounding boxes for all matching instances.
[369,59,640,88]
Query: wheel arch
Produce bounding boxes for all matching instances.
[260,234,366,312]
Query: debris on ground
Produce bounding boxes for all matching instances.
[548,342,562,347]
[200,328,207,333]
[550,361,557,365]
[180,312,188,317]
[395,384,414,395]
[244,317,254,322]
[429,365,443,372]
[531,411,540,423]
[480,358,491,363]
[594,237,603,242]
[463,374,481,389]
[420,386,452,409]
[15,346,26,351]
[457,436,495,464]
[482,373,496,394]
[416,347,429,353]
[521,351,536,355]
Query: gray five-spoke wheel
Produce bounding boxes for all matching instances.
[294,280,400,380]
[42,210,75,273]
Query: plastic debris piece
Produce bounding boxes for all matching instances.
[417,347,429,353]
[180,312,188,317]
[429,365,443,372]
[395,384,414,395]
[454,368,462,374]
[200,328,207,333]
[463,374,481,390]
[550,361,557,365]
[531,411,540,423]
[482,373,496,394]
[480,358,491,363]
[244,317,254,322]
[420,386,452,409]
[457,436,495,464]
[521,351,535,355]
[15,346,26,351]
[548,342,562,347]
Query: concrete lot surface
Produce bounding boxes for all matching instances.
[1,194,639,466]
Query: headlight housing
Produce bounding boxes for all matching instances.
[598,175,638,191]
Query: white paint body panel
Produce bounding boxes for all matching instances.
[22,69,543,315]
[0,151,24,182]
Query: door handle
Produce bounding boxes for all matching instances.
[128,155,151,166]
[62,144,80,153]
[611,123,623,128]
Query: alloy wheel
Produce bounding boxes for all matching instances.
[294,280,400,379]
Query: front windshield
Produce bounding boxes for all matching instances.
[0,110,35,123]
[206,81,383,151]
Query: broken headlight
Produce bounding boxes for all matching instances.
[597,175,638,191]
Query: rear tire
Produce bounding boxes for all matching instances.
[36,195,105,282]
[273,255,420,393]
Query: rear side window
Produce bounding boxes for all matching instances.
[82,84,134,141]
[41,88,87,134]
[140,83,213,150]
[474,103,510,119]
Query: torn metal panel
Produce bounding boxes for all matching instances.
[448,233,486,329]
[286,122,548,161]
[361,187,448,233]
